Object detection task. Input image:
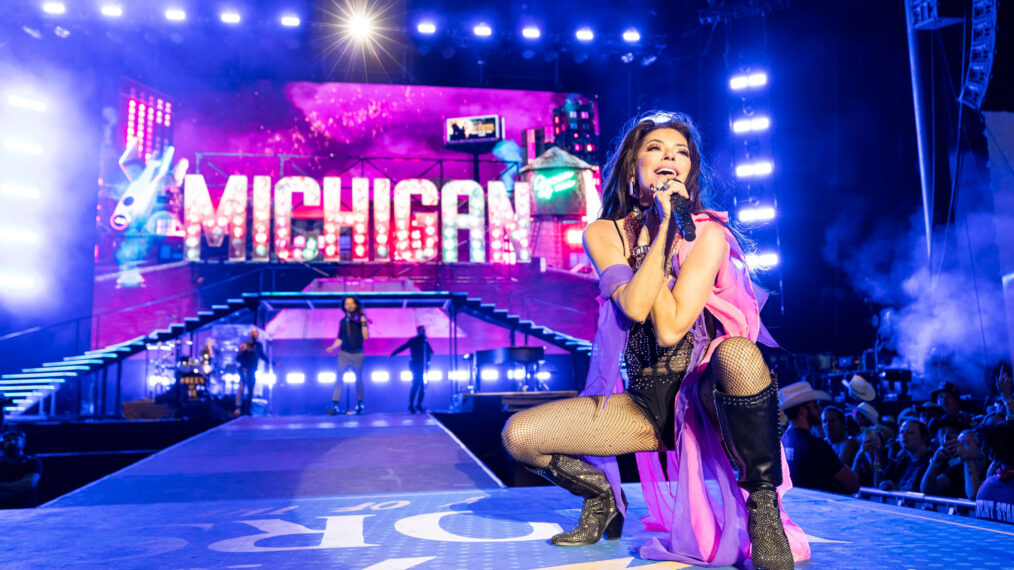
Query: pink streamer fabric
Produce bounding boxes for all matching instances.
[580,213,811,566]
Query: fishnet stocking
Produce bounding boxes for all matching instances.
[709,336,773,396]
[501,393,662,468]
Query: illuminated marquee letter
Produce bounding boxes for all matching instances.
[251,176,271,261]
[322,177,369,262]
[487,181,532,263]
[373,178,392,261]
[393,179,439,262]
[183,174,248,261]
[274,176,321,262]
[440,180,486,263]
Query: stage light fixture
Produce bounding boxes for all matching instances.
[480,368,499,381]
[42,2,65,15]
[371,370,391,383]
[0,226,39,245]
[522,26,541,39]
[3,139,44,155]
[256,371,277,387]
[0,184,40,200]
[746,252,779,269]
[537,371,551,381]
[100,4,123,17]
[730,72,767,91]
[417,21,436,34]
[281,14,300,27]
[317,371,337,385]
[343,371,356,383]
[622,28,641,43]
[565,228,583,246]
[220,11,241,24]
[575,28,594,42]
[347,13,373,42]
[732,116,770,134]
[473,23,492,37]
[735,160,773,178]
[737,206,776,223]
[448,370,469,381]
[165,8,186,22]
[620,52,635,64]
[400,370,413,382]
[6,95,46,112]
[425,370,442,381]
[286,372,306,385]
[0,273,37,291]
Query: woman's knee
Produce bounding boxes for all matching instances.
[501,412,535,458]
[713,336,762,367]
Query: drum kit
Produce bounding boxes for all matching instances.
[148,336,246,403]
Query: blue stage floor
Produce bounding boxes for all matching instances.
[1,415,1011,569]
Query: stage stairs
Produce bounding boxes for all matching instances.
[1,291,591,418]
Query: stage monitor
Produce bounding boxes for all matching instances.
[445,115,503,146]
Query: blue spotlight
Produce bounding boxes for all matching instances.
[732,116,771,133]
[399,370,413,382]
[285,372,305,385]
[165,8,186,22]
[730,72,768,91]
[522,26,541,39]
[100,4,123,17]
[473,23,492,37]
[737,206,776,223]
[7,95,47,112]
[220,11,241,24]
[0,226,40,245]
[622,28,641,43]
[480,368,499,381]
[746,252,780,269]
[343,371,356,383]
[575,28,594,42]
[417,21,436,34]
[735,160,773,178]
[371,370,391,383]
[317,371,337,385]
[280,14,300,27]
[0,184,40,200]
[3,139,44,155]
[42,2,66,15]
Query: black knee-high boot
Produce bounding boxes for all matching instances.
[714,383,794,570]
[527,454,624,546]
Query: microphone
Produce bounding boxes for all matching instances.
[658,181,696,242]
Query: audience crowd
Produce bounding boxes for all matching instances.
[777,366,1014,524]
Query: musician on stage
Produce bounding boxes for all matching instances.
[501,111,808,569]
[199,338,216,377]
[236,328,268,415]
[326,296,369,415]
[391,326,434,414]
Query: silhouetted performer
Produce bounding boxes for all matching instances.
[236,328,268,415]
[391,326,434,413]
[326,296,369,415]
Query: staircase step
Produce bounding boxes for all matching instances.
[21,366,90,373]
[2,372,80,380]
[0,378,66,386]
[45,359,104,367]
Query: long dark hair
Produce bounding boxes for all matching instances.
[342,296,365,321]
[599,111,751,251]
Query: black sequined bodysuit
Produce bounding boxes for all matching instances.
[614,217,705,450]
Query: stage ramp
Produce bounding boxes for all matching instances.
[1,414,1011,569]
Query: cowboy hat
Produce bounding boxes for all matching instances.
[842,374,877,402]
[854,402,880,425]
[778,381,831,411]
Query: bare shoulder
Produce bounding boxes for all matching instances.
[583,218,620,242]
[583,218,625,273]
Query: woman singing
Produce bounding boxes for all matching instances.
[501,112,809,569]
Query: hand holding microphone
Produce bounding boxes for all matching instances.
[654,180,696,243]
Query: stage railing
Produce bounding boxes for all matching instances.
[856,486,978,517]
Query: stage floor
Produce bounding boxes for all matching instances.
[1,414,1011,568]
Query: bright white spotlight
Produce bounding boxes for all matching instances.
[6,95,46,112]
[0,226,39,244]
[735,160,774,178]
[317,371,337,385]
[3,140,44,155]
[343,371,356,383]
[473,23,492,37]
[286,372,305,385]
[748,72,768,87]
[281,14,301,27]
[0,184,40,200]
[256,371,277,386]
[400,370,413,382]
[42,2,66,15]
[733,116,771,133]
[165,8,186,22]
[220,11,241,24]
[0,273,37,291]
[746,252,780,269]
[480,368,499,381]
[425,370,442,382]
[100,4,123,17]
[575,28,594,42]
[347,13,373,41]
[622,28,641,43]
[448,370,469,381]
[738,206,776,223]
[522,26,541,39]
[371,370,391,383]
[417,21,436,34]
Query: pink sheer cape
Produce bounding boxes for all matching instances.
[579,213,811,566]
